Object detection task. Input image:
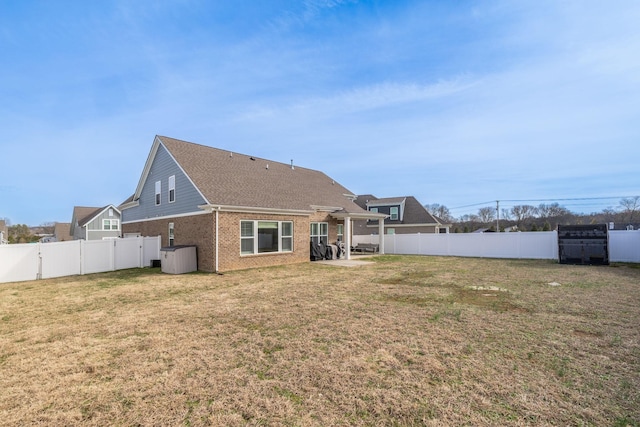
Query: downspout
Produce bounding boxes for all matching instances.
[215,208,219,272]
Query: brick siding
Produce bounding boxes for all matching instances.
[123,211,344,273]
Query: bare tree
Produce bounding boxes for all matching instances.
[425,204,454,223]
[538,203,570,218]
[619,196,640,222]
[477,206,496,223]
[510,205,538,229]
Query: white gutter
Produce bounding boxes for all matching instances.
[198,204,313,216]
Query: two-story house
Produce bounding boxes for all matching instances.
[353,194,450,235]
[120,136,386,272]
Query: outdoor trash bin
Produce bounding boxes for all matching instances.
[160,245,198,274]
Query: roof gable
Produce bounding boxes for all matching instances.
[72,205,121,228]
[137,136,367,214]
[356,194,442,225]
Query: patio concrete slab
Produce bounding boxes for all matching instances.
[315,259,376,267]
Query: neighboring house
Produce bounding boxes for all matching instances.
[0,220,7,244]
[53,222,72,242]
[607,222,640,231]
[353,194,451,235]
[120,135,386,272]
[472,228,496,233]
[70,205,122,240]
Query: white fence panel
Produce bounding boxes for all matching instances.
[82,240,114,274]
[609,230,640,262]
[346,231,635,262]
[393,234,421,255]
[40,240,81,279]
[0,243,39,283]
[142,236,161,267]
[448,234,484,257]
[357,231,558,260]
[517,231,558,259]
[417,234,447,256]
[115,238,142,270]
[480,233,518,258]
[0,236,162,284]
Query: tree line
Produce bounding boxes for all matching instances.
[1,220,55,244]
[426,196,639,233]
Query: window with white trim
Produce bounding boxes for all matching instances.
[155,181,161,205]
[168,175,175,203]
[337,224,344,242]
[369,207,378,213]
[103,219,119,230]
[310,222,328,246]
[240,220,294,255]
[168,222,175,246]
[390,206,399,220]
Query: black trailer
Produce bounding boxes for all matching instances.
[557,224,609,265]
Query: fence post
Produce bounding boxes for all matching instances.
[111,239,116,271]
[138,236,143,268]
[36,242,42,280]
[80,240,84,275]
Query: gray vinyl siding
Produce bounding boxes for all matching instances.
[122,144,207,222]
[86,229,121,240]
[86,208,120,231]
[72,225,86,240]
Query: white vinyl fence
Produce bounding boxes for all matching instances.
[0,236,161,284]
[353,230,640,263]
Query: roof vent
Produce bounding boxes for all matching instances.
[291,159,294,170]
[229,152,233,157]
[250,157,255,161]
[266,164,269,170]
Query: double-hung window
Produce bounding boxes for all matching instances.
[168,222,175,246]
[390,206,399,220]
[310,222,328,246]
[103,219,119,230]
[240,220,294,255]
[168,175,176,203]
[155,181,161,205]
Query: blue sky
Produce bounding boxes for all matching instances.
[1,0,639,226]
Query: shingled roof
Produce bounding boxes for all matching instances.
[72,206,103,227]
[355,194,442,225]
[154,136,368,215]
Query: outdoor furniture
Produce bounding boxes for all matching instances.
[351,243,379,254]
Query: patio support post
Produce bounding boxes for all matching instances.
[378,218,385,254]
[344,217,351,260]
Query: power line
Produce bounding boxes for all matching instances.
[450,195,637,212]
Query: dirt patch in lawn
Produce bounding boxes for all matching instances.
[1,256,639,426]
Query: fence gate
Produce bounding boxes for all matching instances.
[558,224,609,265]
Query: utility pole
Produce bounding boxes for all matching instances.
[496,200,500,232]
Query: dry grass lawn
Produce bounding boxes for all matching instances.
[1,255,639,426]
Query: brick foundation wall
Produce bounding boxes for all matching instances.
[217,212,310,271]
[122,213,215,272]
[123,211,345,273]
